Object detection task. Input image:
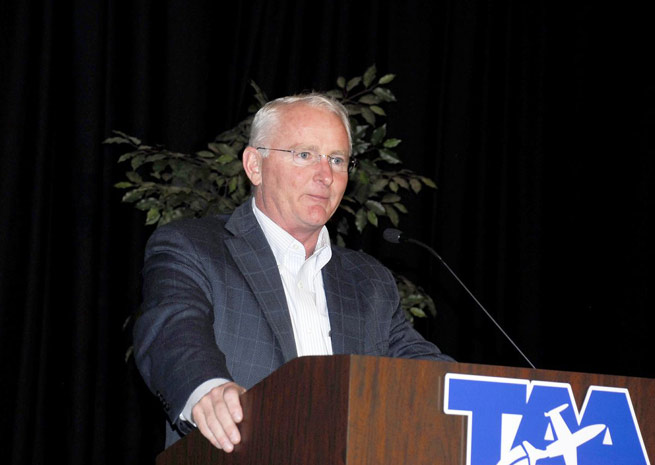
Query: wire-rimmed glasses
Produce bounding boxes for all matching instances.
[256,147,357,173]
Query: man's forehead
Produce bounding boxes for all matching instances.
[277,102,337,122]
[271,104,349,146]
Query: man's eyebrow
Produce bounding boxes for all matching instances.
[291,144,348,156]
[289,144,319,152]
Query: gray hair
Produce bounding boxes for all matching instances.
[248,92,352,153]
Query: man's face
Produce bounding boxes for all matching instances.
[248,104,350,241]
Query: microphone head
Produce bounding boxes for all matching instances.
[383,228,404,244]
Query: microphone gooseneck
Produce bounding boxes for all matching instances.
[383,228,536,369]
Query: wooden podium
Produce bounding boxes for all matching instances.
[157,355,654,465]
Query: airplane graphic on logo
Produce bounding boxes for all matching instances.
[444,374,650,465]
[496,403,607,465]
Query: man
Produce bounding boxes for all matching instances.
[133,93,453,452]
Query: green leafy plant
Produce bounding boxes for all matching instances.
[105,65,436,323]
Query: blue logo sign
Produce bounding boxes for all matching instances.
[444,374,650,465]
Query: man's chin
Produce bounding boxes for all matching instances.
[302,206,332,227]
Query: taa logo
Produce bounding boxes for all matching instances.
[444,374,650,465]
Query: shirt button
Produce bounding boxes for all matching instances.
[297,282,303,289]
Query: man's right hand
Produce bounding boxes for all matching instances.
[191,381,247,452]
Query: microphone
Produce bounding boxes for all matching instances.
[383,228,536,369]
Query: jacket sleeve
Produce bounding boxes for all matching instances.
[133,222,232,431]
[386,289,455,362]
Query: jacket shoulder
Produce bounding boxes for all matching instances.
[330,245,393,280]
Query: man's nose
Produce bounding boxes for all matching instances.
[314,155,334,186]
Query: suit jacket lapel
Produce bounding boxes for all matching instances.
[224,202,298,362]
[323,251,366,354]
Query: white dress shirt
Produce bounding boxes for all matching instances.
[253,200,334,356]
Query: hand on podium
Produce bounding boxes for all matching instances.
[191,381,247,453]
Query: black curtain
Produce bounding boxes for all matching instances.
[1,1,653,464]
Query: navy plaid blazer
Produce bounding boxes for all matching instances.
[133,201,452,445]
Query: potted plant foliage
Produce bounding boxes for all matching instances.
[106,65,437,326]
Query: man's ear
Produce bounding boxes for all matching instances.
[243,146,262,186]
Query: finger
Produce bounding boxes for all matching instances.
[206,403,238,452]
[223,384,246,423]
[193,404,223,450]
[209,388,243,448]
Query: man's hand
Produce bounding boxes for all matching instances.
[191,382,247,452]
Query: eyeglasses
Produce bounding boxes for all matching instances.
[256,147,356,173]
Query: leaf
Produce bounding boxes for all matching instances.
[216,154,236,164]
[104,136,130,145]
[145,208,161,225]
[151,159,168,175]
[220,160,245,176]
[114,182,133,189]
[345,104,362,116]
[347,76,362,91]
[370,105,386,116]
[355,208,367,232]
[340,205,356,216]
[326,89,343,99]
[145,153,168,163]
[373,87,397,102]
[112,130,142,146]
[228,176,238,193]
[394,202,408,214]
[118,151,141,163]
[363,64,377,87]
[130,154,146,170]
[351,140,370,156]
[379,148,402,164]
[409,307,427,318]
[420,176,437,188]
[126,171,143,183]
[352,124,369,138]
[371,124,387,146]
[358,94,381,105]
[367,210,378,226]
[214,142,237,156]
[360,107,376,125]
[389,181,398,192]
[365,200,385,215]
[249,80,268,106]
[122,189,146,203]
[392,176,409,189]
[370,178,389,192]
[384,204,400,226]
[378,73,395,85]
[381,193,401,203]
[197,150,215,158]
[383,138,402,148]
[136,198,161,210]
[124,345,133,363]
[410,178,422,193]
[356,169,370,185]
[337,76,346,88]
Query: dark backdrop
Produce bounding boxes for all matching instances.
[2,1,653,464]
